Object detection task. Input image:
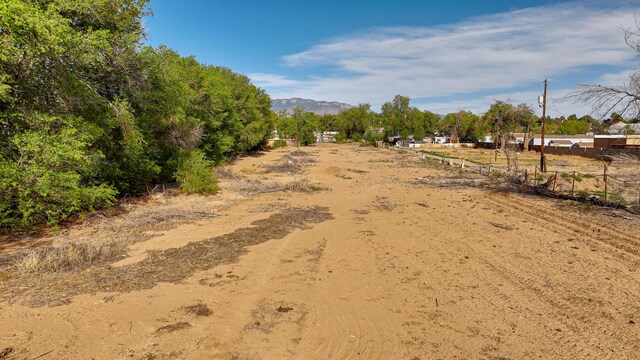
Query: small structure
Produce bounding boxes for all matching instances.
[314,131,339,143]
[529,134,594,147]
[608,121,640,135]
[548,139,574,147]
[593,135,627,149]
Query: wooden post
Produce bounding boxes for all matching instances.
[524,169,529,185]
[571,171,576,197]
[604,164,608,202]
[534,166,538,186]
[553,171,558,192]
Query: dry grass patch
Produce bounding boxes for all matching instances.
[0,206,333,307]
[13,241,121,274]
[155,322,191,334]
[183,303,213,317]
[231,179,282,195]
[281,178,327,193]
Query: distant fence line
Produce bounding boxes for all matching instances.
[529,145,640,160]
[412,149,640,207]
[474,142,640,159]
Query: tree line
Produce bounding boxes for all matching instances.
[1,0,274,230]
[275,95,630,148]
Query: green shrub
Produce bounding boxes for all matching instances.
[0,115,117,230]
[272,139,287,148]
[175,150,219,195]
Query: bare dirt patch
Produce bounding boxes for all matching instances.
[245,299,307,334]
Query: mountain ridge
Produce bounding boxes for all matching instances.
[272,97,353,115]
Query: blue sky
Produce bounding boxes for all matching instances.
[144,0,639,116]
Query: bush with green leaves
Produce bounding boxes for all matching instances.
[272,140,287,148]
[0,0,274,230]
[0,115,117,229]
[175,150,219,195]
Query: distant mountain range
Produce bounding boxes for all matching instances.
[272,98,353,115]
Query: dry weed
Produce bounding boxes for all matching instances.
[0,206,333,307]
[263,154,315,174]
[216,166,243,179]
[232,179,281,195]
[281,179,327,193]
[373,197,397,211]
[289,150,311,157]
[183,303,213,317]
[13,241,121,274]
[6,206,217,275]
[155,322,191,334]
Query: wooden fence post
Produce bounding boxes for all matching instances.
[604,164,608,202]
[571,171,576,197]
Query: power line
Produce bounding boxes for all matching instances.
[546,105,569,117]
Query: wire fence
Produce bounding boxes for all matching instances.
[528,166,640,206]
[417,151,640,207]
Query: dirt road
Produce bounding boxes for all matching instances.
[1,144,639,359]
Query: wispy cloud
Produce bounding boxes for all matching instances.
[250,2,637,113]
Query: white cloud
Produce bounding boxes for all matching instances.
[249,2,638,113]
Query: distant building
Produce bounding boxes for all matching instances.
[608,121,640,135]
[593,135,627,149]
[315,131,339,143]
[529,134,594,147]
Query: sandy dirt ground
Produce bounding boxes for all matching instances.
[1,144,640,360]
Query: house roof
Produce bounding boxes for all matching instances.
[548,139,574,145]
[531,134,593,139]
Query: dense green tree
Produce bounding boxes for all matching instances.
[276,107,316,146]
[442,110,482,142]
[423,111,442,136]
[483,101,518,149]
[0,0,275,230]
[336,104,373,140]
[557,119,591,135]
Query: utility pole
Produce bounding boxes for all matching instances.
[540,79,548,172]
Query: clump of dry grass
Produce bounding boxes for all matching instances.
[373,197,397,211]
[232,179,282,195]
[289,150,311,157]
[216,166,243,179]
[7,207,218,275]
[281,179,327,193]
[155,322,191,334]
[108,207,217,243]
[263,154,316,174]
[183,303,213,317]
[13,241,122,274]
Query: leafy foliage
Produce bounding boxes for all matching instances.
[175,150,219,195]
[0,115,116,228]
[0,0,273,231]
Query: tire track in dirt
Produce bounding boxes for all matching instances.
[468,196,640,357]
[471,248,640,358]
[513,194,640,242]
[485,194,640,263]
